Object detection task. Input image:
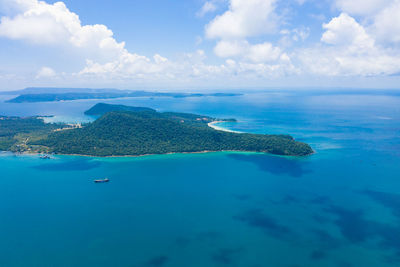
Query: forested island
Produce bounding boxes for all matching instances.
[0,103,313,157]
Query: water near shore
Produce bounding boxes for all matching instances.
[1,91,400,266]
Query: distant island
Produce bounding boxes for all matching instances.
[84,103,157,116]
[0,103,313,157]
[2,87,241,103]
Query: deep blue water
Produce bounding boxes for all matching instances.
[1,91,400,266]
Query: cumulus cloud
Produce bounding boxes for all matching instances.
[205,0,286,70]
[332,0,400,45]
[300,13,400,76]
[0,1,82,44]
[0,1,73,44]
[1,0,400,88]
[321,13,374,49]
[319,0,400,76]
[1,0,290,82]
[247,43,282,63]
[205,0,277,39]
[0,0,170,78]
[36,66,56,78]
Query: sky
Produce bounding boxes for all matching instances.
[0,0,400,91]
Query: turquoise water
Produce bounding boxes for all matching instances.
[1,91,400,266]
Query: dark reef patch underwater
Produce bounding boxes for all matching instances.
[228,153,311,177]
[32,158,102,171]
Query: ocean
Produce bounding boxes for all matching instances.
[0,90,400,266]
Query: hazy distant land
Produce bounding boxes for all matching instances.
[1,87,241,103]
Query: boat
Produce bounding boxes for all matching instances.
[40,155,51,159]
[94,178,110,183]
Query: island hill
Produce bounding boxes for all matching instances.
[0,103,313,157]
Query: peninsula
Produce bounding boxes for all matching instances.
[0,103,313,157]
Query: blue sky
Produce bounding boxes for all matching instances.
[0,0,400,91]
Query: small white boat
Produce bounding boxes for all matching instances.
[94,178,110,183]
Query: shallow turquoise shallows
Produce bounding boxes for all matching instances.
[1,91,400,267]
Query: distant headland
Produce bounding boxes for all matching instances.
[1,87,242,103]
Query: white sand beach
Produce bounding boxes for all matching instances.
[207,121,241,133]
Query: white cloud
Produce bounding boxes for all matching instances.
[205,0,277,39]
[0,0,131,64]
[197,1,217,17]
[214,40,282,63]
[299,45,400,76]
[279,27,310,47]
[206,0,285,67]
[329,0,400,66]
[373,0,400,43]
[153,54,168,64]
[0,1,73,44]
[335,0,392,16]
[247,42,282,62]
[36,66,56,78]
[2,0,400,88]
[299,13,400,76]
[333,0,400,43]
[292,28,310,42]
[231,57,298,77]
[332,0,400,45]
[214,40,247,58]
[0,0,170,78]
[321,13,374,50]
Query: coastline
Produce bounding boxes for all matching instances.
[14,150,260,158]
[5,147,314,159]
[207,121,241,133]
